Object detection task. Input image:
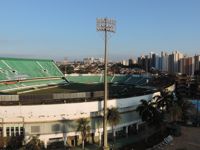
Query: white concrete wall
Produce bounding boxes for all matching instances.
[0,83,178,123]
[0,92,160,123]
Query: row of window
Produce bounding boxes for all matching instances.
[6,127,24,137]
[30,123,77,134]
[31,124,60,133]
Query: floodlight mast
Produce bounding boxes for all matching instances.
[96,18,116,150]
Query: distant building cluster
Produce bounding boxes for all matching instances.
[83,57,104,64]
[121,59,137,66]
[57,51,200,75]
[138,51,200,75]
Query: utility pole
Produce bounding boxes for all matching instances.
[96,18,116,150]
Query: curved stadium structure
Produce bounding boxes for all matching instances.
[0,57,175,148]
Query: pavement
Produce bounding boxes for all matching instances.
[164,126,200,150]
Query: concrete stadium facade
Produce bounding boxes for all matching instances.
[0,84,175,148]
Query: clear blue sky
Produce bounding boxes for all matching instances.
[0,0,200,61]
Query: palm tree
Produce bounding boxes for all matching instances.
[176,96,194,123]
[136,99,163,142]
[24,136,44,150]
[156,90,174,112]
[169,103,182,123]
[107,107,121,142]
[77,118,90,149]
[136,99,158,125]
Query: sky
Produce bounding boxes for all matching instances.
[0,0,200,61]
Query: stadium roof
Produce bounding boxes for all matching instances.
[0,57,53,62]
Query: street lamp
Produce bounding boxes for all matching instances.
[96,18,116,150]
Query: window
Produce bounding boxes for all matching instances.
[0,127,3,137]
[6,127,10,137]
[31,126,40,133]
[20,127,24,135]
[52,124,60,132]
[11,127,14,136]
[15,127,19,136]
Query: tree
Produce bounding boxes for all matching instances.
[65,65,74,74]
[192,71,200,125]
[77,118,90,149]
[136,99,163,142]
[156,90,174,112]
[6,135,24,150]
[169,103,182,122]
[107,107,121,143]
[59,64,74,74]
[176,96,194,123]
[136,99,160,125]
[110,64,120,74]
[24,136,44,150]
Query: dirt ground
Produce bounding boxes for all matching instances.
[165,126,200,150]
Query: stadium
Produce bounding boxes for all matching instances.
[0,57,175,148]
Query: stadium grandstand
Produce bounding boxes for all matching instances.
[65,74,150,85]
[0,57,175,149]
[0,57,67,93]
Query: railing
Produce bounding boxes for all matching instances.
[0,91,104,103]
[0,84,175,105]
[0,95,19,101]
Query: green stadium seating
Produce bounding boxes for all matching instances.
[66,75,101,84]
[66,74,147,85]
[111,75,129,83]
[66,74,131,84]
[0,58,63,81]
[0,57,66,93]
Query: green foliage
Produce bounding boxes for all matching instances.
[169,103,182,122]
[155,91,185,123]
[107,107,121,145]
[77,118,91,149]
[107,107,121,127]
[77,118,90,142]
[136,99,163,126]
[24,136,45,150]
[6,135,24,150]
[156,90,174,112]
[59,64,74,74]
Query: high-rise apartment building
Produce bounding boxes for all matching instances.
[149,52,155,68]
[138,55,147,71]
[161,51,169,72]
[179,57,194,75]
[122,60,129,66]
[194,55,200,72]
[151,53,161,70]
[186,57,194,75]
[156,55,162,70]
[168,51,184,74]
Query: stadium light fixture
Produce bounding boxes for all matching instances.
[96,18,116,150]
